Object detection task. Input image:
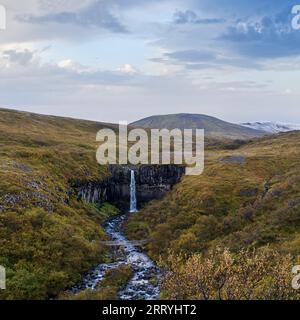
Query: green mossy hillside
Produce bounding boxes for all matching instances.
[0,108,118,299]
[125,132,300,262]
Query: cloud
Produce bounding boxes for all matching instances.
[221,9,300,58]
[119,64,138,74]
[166,50,216,62]
[173,10,225,25]
[191,0,295,15]
[157,50,262,69]
[0,47,143,88]
[150,1,300,69]
[18,0,127,33]
[2,49,35,66]
[0,0,299,123]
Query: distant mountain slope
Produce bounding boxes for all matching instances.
[131,114,266,139]
[241,122,300,134]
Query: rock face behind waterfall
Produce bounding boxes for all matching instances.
[76,165,185,210]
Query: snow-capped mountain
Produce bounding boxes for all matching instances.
[241,122,300,134]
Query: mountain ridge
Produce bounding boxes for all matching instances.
[241,121,300,134]
[131,113,266,140]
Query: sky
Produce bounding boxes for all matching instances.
[0,0,300,124]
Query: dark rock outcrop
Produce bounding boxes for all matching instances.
[220,155,246,165]
[76,165,185,211]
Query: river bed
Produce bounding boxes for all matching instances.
[71,214,161,300]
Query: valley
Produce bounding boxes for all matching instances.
[1,108,300,300]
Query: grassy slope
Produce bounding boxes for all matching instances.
[0,108,227,300]
[131,113,266,139]
[125,131,300,261]
[2,108,300,299]
[0,108,118,299]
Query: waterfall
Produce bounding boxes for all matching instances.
[130,170,138,213]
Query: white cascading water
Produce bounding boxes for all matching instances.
[70,169,161,300]
[130,170,138,213]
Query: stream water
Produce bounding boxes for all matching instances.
[71,170,161,300]
[71,170,160,300]
[71,214,161,300]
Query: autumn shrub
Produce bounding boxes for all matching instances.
[0,205,111,300]
[160,247,299,300]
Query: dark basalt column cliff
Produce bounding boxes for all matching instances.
[76,165,185,211]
